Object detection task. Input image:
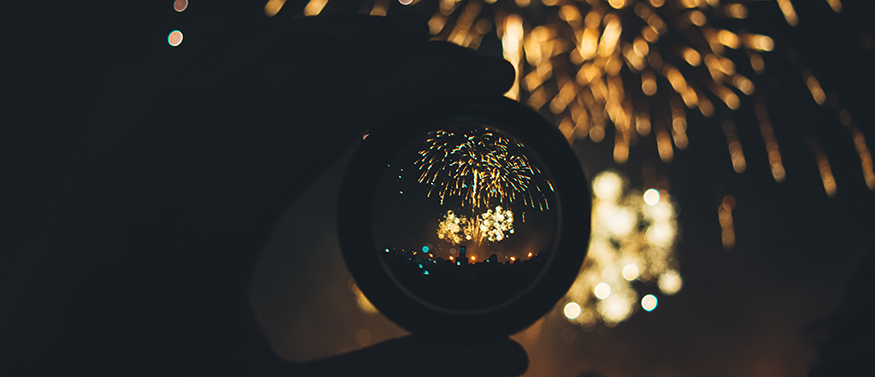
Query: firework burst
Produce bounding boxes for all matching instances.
[436,206,515,245]
[415,128,552,210]
[283,0,874,199]
[282,0,874,196]
[437,0,871,195]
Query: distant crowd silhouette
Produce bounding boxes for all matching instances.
[381,246,547,310]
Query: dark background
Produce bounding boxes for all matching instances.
[4,1,874,376]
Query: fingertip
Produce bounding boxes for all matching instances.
[416,41,517,97]
[492,58,517,95]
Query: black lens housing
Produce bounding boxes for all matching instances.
[338,96,590,338]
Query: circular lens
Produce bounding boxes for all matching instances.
[339,97,590,337]
[373,124,559,312]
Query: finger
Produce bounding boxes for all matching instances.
[315,40,517,131]
[283,13,429,44]
[301,335,528,377]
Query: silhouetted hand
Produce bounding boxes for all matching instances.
[4,12,525,377]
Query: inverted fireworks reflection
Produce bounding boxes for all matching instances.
[416,129,552,210]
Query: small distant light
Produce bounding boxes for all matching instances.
[423,270,429,275]
[399,190,403,194]
[168,30,183,47]
[449,256,454,261]
[174,0,188,12]
[470,256,476,261]
[456,261,461,265]
[510,256,516,262]
[385,248,390,253]
[594,283,611,299]
[641,294,658,311]
[622,264,639,281]
[422,246,429,253]
[564,302,581,319]
[399,0,414,4]
[643,188,660,205]
[418,264,423,268]
[527,252,533,258]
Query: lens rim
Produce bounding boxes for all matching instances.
[338,96,590,338]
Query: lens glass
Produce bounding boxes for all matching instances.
[371,122,560,311]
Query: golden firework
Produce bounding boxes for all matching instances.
[415,128,552,210]
[437,206,515,245]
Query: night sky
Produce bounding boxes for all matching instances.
[251,1,875,376]
[4,1,875,376]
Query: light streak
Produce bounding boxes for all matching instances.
[264,0,286,16]
[370,0,390,16]
[722,120,746,174]
[825,0,842,13]
[805,136,837,197]
[501,14,524,100]
[718,195,736,250]
[776,0,799,26]
[303,0,329,16]
[801,68,827,105]
[755,99,786,182]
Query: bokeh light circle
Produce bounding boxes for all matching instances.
[564,302,581,319]
[622,264,639,281]
[641,294,658,311]
[643,188,660,206]
[167,30,183,47]
[594,283,611,299]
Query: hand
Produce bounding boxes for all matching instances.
[6,13,524,376]
[299,336,528,377]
